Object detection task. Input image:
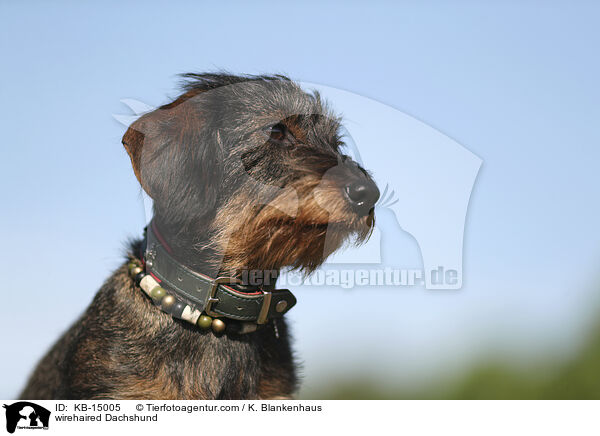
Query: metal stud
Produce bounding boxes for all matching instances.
[150,286,166,301]
[197,315,213,330]
[130,266,143,277]
[275,300,288,313]
[161,295,176,310]
[211,318,226,334]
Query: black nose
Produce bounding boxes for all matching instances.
[344,179,380,215]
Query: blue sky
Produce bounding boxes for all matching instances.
[1,1,600,397]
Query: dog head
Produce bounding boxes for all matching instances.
[123,73,379,276]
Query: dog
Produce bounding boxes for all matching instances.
[20,73,380,399]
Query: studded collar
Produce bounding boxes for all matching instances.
[128,220,296,335]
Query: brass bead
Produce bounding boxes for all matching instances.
[197,315,213,330]
[161,294,176,309]
[150,286,166,300]
[130,266,143,277]
[211,318,226,334]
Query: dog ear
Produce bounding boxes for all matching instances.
[122,93,223,223]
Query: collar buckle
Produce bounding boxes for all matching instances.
[205,276,242,317]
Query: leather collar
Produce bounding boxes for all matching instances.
[138,221,296,330]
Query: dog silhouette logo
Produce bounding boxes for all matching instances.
[3,402,50,433]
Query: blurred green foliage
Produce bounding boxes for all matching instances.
[302,318,600,399]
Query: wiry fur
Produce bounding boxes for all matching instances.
[20,73,377,399]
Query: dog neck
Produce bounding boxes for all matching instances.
[151,215,223,277]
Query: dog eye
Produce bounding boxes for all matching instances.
[269,123,287,141]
